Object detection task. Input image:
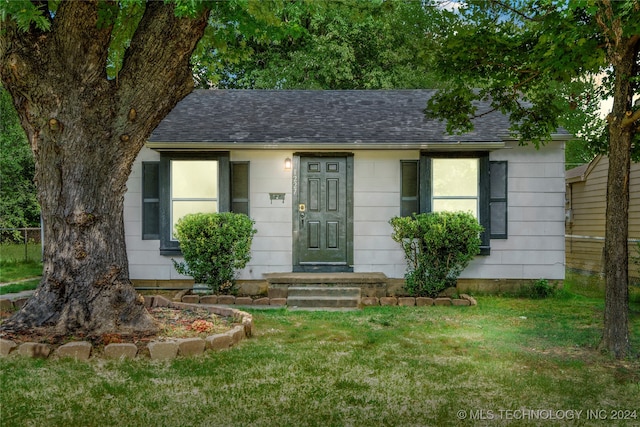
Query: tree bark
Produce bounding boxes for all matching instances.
[0,1,210,337]
[599,29,639,358]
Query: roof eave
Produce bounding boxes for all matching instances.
[499,132,574,144]
[145,141,507,151]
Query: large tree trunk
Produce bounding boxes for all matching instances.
[0,1,209,336]
[600,28,639,358]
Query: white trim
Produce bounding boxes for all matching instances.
[146,141,507,151]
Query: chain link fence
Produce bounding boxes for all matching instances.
[0,228,43,262]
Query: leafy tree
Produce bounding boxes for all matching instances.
[0,0,437,338]
[0,87,40,240]
[0,0,282,337]
[193,0,440,89]
[563,78,611,168]
[425,0,639,358]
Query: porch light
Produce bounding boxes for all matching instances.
[284,157,292,171]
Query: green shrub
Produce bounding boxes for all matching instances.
[390,211,483,297]
[173,212,257,294]
[527,279,558,299]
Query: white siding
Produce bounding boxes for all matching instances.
[124,148,188,281]
[231,150,293,277]
[125,142,565,282]
[462,140,565,280]
[353,151,413,277]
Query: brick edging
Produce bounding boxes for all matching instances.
[0,295,254,362]
[180,293,478,308]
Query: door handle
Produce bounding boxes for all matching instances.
[299,204,306,227]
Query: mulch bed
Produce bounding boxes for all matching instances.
[0,306,236,349]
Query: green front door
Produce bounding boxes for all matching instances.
[294,155,353,272]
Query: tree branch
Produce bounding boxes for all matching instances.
[51,1,114,84]
[472,107,499,120]
[628,34,640,49]
[114,2,210,148]
[622,109,640,129]
[489,0,550,22]
[490,0,535,21]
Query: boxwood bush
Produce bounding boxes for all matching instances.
[390,211,483,297]
[173,212,257,294]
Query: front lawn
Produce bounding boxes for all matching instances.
[1,273,639,426]
[0,279,40,295]
[0,243,42,283]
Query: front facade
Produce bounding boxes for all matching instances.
[124,90,568,291]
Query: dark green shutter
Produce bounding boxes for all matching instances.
[231,162,250,215]
[490,161,508,239]
[142,161,160,240]
[479,155,490,254]
[400,160,419,217]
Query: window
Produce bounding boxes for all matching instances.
[400,153,507,254]
[141,153,249,255]
[170,160,218,239]
[431,158,479,217]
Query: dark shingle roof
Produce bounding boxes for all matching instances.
[147,90,567,148]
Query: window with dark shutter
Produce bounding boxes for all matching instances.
[159,152,230,255]
[400,160,419,217]
[142,162,160,240]
[490,161,508,239]
[231,162,250,215]
[414,152,497,255]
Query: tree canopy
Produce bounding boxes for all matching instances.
[192,0,440,89]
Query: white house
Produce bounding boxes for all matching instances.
[124,90,568,294]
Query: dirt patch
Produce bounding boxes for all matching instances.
[149,306,234,338]
[0,305,237,350]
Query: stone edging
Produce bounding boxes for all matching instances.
[0,296,253,362]
[179,293,478,307]
[364,294,478,307]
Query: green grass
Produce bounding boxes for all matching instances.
[0,258,42,283]
[1,272,639,427]
[0,243,42,283]
[0,279,40,295]
[0,242,42,262]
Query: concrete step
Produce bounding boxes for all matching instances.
[266,273,388,299]
[287,295,360,308]
[287,286,360,298]
[287,286,361,309]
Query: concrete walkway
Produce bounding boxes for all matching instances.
[0,277,40,301]
[0,290,35,301]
